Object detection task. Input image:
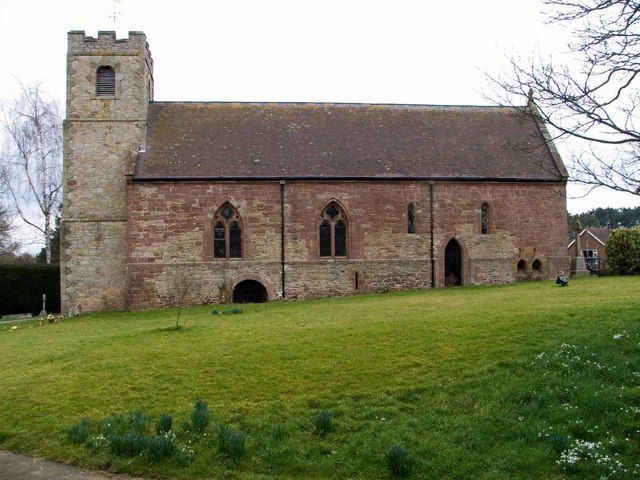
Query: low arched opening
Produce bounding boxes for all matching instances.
[232,280,268,303]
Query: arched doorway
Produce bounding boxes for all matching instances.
[232,280,268,303]
[444,239,462,286]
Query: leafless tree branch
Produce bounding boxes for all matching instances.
[487,0,640,196]
[0,82,62,262]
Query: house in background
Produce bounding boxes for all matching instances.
[567,226,613,273]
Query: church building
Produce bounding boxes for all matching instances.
[61,31,569,312]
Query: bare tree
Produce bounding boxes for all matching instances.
[163,267,209,330]
[489,0,640,196]
[0,203,19,261]
[0,82,62,263]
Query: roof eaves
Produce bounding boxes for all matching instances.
[527,102,569,181]
[131,174,566,183]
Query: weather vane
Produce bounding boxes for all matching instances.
[111,0,123,26]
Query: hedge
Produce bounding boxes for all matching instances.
[605,226,640,275]
[0,264,60,316]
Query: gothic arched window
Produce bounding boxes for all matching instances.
[481,203,489,234]
[213,202,242,259]
[407,203,415,234]
[319,201,348,258]
[532,259,542,271]
[517,259,527,271]
[96,66,116,96]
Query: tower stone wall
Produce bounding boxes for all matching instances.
[61,31,153,312]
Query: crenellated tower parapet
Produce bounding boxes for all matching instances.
[66,30,153,120]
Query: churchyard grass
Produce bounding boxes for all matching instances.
[0,276,639,479]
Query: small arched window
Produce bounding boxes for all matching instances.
[517,259,527,271]
[319,201,348,258]
[407,203,415,234]
[213,202,242,259]
[96,66,116,96]
[532,259,542,271]
[481,203,489,234]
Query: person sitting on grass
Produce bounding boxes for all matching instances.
[556,272,569,287]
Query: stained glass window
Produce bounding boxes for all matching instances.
[214,222,226,258]
[213,203,242,259]
[319,201,348,257]
[319,221,331,257]
[408,203,415,234]
[334,220,347,256]
[229,222,242,258]
[221,205,234,220]
[326,203,340,220]
[481,203,489,234]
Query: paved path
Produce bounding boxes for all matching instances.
[0,451,143,480]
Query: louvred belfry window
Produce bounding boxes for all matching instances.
[96,66,116,96]
[213,202,242,259]
[319,201,348,258]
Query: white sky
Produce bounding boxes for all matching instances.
[1,0,639,248]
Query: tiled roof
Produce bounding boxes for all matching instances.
[134,102,567,181]
[567,227,614,248]
[587,227,613,244]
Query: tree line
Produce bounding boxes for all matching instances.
[569,207,640,231]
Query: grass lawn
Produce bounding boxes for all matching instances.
[1,276,639,479]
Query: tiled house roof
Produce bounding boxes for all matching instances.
[134,102,567,181]
[587,227,613,244]
[567,227,613,249]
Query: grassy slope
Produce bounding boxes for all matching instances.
[0,276,639,479]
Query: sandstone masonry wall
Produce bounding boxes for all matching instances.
[125,180,568,310]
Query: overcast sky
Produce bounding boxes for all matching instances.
[1,0,638,248]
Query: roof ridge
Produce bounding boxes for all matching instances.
[148,100,517,111]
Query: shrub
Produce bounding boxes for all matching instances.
[313,411,333,437]
[67,418,91,444]
[147,434,175,462]
[385,443,413,478]
[191,399,211,433]
[0,263,60,316]
[550,433,570,454]
[156,413,173,435]
[108,432,148,457]
[605,226,640,275]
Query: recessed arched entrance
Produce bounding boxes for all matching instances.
[444,239,462,286]
[232,280,268,303]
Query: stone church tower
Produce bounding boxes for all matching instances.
[61,31,153,312]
